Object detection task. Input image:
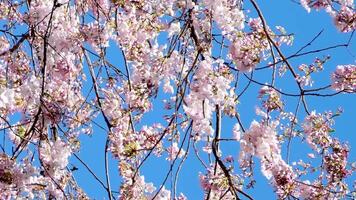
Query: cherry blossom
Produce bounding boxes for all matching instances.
[0,0,355,199]
[300,0,356,32]
[331,65,356,92]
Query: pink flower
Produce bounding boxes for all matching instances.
[331,65,356,92]
[301,0,311,13]
[334,6,356,32]
[166,142,185,161]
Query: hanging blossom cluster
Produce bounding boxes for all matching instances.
[0,154,38,199]
[201,0,245,35]
[229,19,270,72]
[0,0,86,198]
[258,86,283,112]
[239,120,298,199]
[0,0,355,199]
[199,164,242,199]
[302,111,336,150]
[229,18,293,72]
[301,0,356,32]
[239,113,354,199]
[184,58,236,140]
[299,111,354,199]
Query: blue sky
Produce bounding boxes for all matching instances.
[18,1,354,199]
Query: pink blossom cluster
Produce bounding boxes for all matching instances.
[0,0,88,197]
[324,141,350,182]
[0,154,38,199]
[229,19,292,72]
[199,165,241,199]
[184,58,236,139]
[239,115,354,199]
[302,111,335,150]
[258,86,283,112]
[301,0,355,32]
[0,1,22,22]
[229,19,270,72]
[166,142,185,161]
[39,139,72,198]
[201,0,245,36]
[299,112,354,198]
[331,65,356,92]
[239,120,281,168]
[333,6,356,32]
[239,120,299,198]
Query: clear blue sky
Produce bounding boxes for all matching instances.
[70,1,356,199]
